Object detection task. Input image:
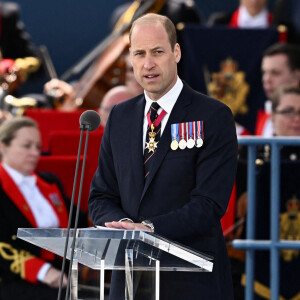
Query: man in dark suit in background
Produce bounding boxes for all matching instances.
[89,13,237,299]
[0,1,38,59]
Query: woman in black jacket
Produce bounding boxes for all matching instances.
[0,116,87,300]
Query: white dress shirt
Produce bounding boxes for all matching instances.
[143,76,183,152]
[3,163,60,228]
[238,5,269,28]
[260,100,274,137]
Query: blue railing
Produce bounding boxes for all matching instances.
[232,137,300,300]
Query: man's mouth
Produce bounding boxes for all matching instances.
[144,74,158,79]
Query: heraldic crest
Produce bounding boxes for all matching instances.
[280,195,300,262]
[207,57,249,116]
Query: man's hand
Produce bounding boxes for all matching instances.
[43,267,67,288]
[44,78,75,109]
[105,220,151,231]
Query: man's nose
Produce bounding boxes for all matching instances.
[31,146,40,156]
[293,111,300,120]
[263,73,271,83]
[143,55,155,70]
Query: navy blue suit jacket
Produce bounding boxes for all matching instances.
[89,83,237,299]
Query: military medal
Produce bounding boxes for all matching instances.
[196,138,203,148]
[49,193,63,212]
[170,123,179,150]
[146,124,158,152]
[187,122,195,149]
[170,140,179,150]
[179,139,186,150]
[179,122,187,150]
[146,106,167,153]
[196,121,204,148]
[187,139,195,149]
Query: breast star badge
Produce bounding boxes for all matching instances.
[146,137,158,152]
[146,123,158,153]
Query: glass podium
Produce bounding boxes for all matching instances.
[17,227,213,300]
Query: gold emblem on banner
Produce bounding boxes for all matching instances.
[207,57,249,116]
[280,195,300,261]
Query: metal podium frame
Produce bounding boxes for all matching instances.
[17,227,213,300]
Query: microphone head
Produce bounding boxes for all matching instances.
[79,110,101,131]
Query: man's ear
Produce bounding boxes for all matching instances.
[295,69,300,82]
[0,142,6,155]
[174,43,181,64]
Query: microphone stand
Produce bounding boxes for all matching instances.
[57,123,91,300]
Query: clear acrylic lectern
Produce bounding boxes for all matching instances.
[17,227,213,300]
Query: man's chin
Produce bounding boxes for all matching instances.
[265,91,273,99]
[28,163,38,173]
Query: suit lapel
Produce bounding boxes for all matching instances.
[129,95,146,198]
[141,85,192,200]
[0,163,38,227]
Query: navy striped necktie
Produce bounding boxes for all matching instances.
[144,102,161,179]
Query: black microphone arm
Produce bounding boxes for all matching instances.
[57,110,101,300]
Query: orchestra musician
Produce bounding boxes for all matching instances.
[0,116,87,300]
[255,43,300,136]
[0,2,42,121]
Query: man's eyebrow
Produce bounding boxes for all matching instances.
[151,46,164,51]
[132,46,164,52]
[132,48,144,53]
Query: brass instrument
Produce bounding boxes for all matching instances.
[4,95,37,116]
[14,57,41,81]
[0,57,41,95]
[0,57,40,121]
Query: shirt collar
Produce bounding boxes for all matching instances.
[144,76,183,117]
[2,163,36,187]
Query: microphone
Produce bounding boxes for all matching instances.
[79,109,101,131]
[57,110,101,300]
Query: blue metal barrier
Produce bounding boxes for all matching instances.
[233,137,300,300]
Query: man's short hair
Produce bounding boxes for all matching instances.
[263,43,300,71]
[129,13,177,50]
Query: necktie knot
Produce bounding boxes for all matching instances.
[150,102,160,123]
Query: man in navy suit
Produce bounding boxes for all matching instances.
[89,13,237,300]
